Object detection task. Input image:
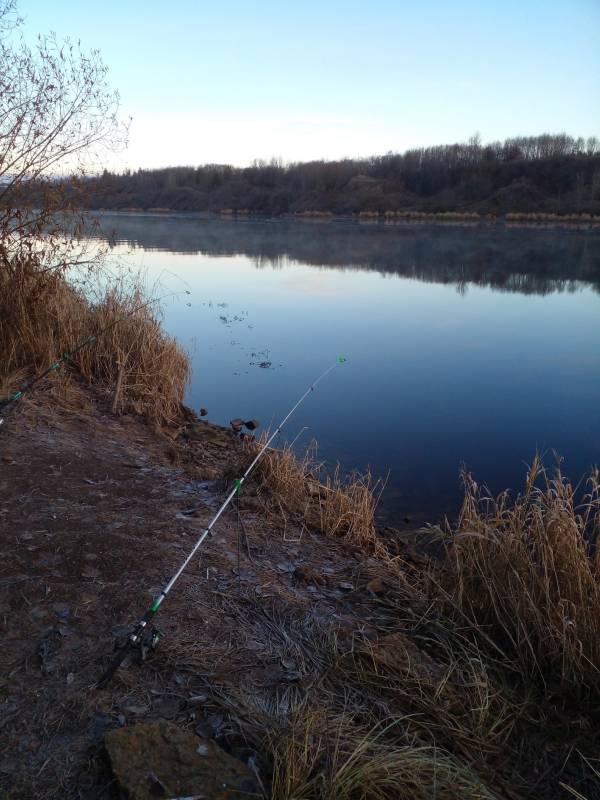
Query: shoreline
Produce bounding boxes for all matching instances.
[0,388,433,796]
[1,387,599,798]
[2,247,600,798]
[88,207,600,230]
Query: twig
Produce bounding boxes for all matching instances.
[111,357,125,415]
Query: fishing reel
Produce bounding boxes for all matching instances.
[97,626,162,688]
[112,625,162,666]
[139,626,162,661]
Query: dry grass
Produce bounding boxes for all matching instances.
[444,456,600,695]
[266,710,499,800]
[211,607,507,799]
[206,455,600,799]
[0,252,190,426]
[211,604,527,798]
[212,569,600,799]
[256,440,387,554]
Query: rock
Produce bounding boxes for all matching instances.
[276,561,295,573]
[188,693,208,705]
[244,419,260,431]
[366,577,386,596]
[229,418,244,432]
[52,601,71,619]
[200,407,208,417]
[338,581,354,592]
[123,704,149,716]
[105,721,258,800]
[294,565,326,586]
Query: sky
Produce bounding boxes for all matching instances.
[19,0,600,170]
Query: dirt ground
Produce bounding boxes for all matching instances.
[0,394,400,798]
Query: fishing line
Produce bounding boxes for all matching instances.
[96,356,347,687]
[0,289,190,426]
[288,426,309,449]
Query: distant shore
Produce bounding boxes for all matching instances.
[89,207,600,229]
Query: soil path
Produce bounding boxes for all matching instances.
[0,401,386,798]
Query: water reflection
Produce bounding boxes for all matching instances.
[93,212,600,295]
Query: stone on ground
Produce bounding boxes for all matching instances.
[105,720,258,800]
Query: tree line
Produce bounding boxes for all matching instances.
[77,134,600,216]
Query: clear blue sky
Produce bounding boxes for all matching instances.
[20,0,600,169]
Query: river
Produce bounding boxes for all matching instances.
[90,213,600,525]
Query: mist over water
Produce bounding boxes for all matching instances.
[91,213,600,525]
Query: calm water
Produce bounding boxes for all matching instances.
[92,213,600,525]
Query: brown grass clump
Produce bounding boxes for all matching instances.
[77,283,190,425]
[266,710,498,800]
[0,252,190,426]
[444,456,600,695]
[257,440,386,553]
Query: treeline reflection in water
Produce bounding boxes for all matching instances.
[91,213,600,296]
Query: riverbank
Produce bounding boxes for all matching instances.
[1,381,600,799]
[2,256,600,798]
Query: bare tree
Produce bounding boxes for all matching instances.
[0,0,127,274]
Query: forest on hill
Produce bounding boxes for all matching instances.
[79,134,600,217]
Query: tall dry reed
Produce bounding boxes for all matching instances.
[0,252,190,425]
[257,440,386,553]
[445,456,600,694]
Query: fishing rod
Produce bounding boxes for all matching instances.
[0,289,190,426]
[97,356,347,688]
